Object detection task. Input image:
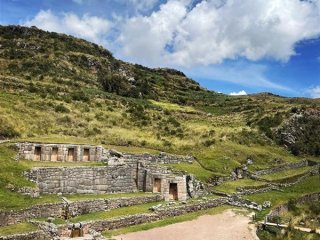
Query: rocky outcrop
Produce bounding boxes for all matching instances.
[276,108,320,156]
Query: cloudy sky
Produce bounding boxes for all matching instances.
[1,0,320,97]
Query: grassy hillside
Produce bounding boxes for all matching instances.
[0,25,319,180]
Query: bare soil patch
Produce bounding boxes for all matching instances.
[114,209,258,240]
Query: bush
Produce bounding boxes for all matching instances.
[54,104,70,113]
[309,202,320,215]
[0,119,20,139]
[71,91,90,102]
[202,139,216,147]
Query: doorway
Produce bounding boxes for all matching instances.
[68,148,75,161]
[51,147,58,161]
[169,183,178,200]
[153,178,161,193]
[83,148,90,161]
[34,147,41,161]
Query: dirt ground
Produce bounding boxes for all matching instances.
[114,209,259,240]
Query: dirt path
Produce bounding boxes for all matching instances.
[114,209,259,240]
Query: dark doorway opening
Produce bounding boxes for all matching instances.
[169,183,178,200]
[51,147,58,161]
[34,147,41,161]
[68,148,75,161]
[153,178,161,193]
[83,148,90,161]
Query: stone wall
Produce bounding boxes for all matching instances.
[135,161,188,201]
[0,231,48,240]
[56,196,262,237]
[57,198,229,236]
[253,160,310,176]
[0,195,162,227]
[123,152,194,164]
[16,142,194,165]
[16,142,104,162]
[268,192,320,219]
[27,166,136,194]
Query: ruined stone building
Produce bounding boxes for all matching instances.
[16,142,201,201]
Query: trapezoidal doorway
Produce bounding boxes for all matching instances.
[34,146,41,161]
[169,183,178,200]
[51,147,58,161]
[68,148,75,161]
[83,148,90,161]
[153,178,161,193]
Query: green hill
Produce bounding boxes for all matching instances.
[0,25,319,176]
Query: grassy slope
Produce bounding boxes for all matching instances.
[70,201,162,223]
[213,179,269,193]
[0,223,38,236]
[261,166,312,181]
[247,175,320,206]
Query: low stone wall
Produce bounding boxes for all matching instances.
[237,166,319,195]
[68,195,163,217]
[57,198,229,235]
[268,192,320,219]
[253,160,310,176]
[0,195,162,227]
[0,203,62,227]
[0,230,48,240]
[57,196,262,237]
[123,152,194,164]
[237,185,277,195]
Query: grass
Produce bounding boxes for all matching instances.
[247,175,320,208]
[149,100,197,113]
[257,227,320,240]
[69,201,162,223]
[19,160,104,167]
[261,166,312,181]
[165,161,214,182]
[103,205,232,239]
[65,192,154,201]
[213,179,269,193]
[0,223,38,236]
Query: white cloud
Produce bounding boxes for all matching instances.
[119,0,320,66]
[24,10,112,46]
[118,0,189,65]
[183,62,290,90]
[307,86,320,98]
[229,90,247,96]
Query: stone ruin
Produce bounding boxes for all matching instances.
[16,142,105,162]
[15,142,203,201]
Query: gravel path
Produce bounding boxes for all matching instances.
[114,209,258,240]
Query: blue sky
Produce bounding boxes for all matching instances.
[1,0,320,98]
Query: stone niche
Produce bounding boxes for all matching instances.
[16,142,103,162]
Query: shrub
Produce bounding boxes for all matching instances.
[54,104,70,113]
[202,139,216,147]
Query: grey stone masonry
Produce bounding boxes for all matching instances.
[0,231,48,240]
[0,195,162,227]
[16,142,104,162]
[27,166,136,194]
